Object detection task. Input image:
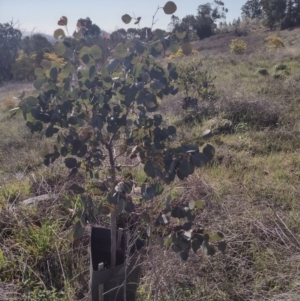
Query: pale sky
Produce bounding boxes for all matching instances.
[0,0,245,35]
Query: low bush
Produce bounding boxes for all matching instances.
[275,63,288,71]
[220,98,284,129]
[11,51,36,81]
[178,59,217,104]
[265,35,285,50]
[258,68,269,76]
[229,38,247,54]
[167,47,198,59]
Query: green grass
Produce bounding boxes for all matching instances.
[1,27,300,300]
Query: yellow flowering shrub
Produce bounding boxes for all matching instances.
[265,35,285,50]
[229,39,247,54]
[168,48,199,60]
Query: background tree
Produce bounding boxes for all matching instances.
[168,15,181,32]
[0,22,22,81]
[110,28,127,46]
[127,27,139,39]
[179,15,198,41]
[241,0,263,19]
[282,0,300,28]
[77,17,101,38]
[195,0,228,39]
[261,0,287,29]
[21,34,53,56]
[74,17,111,60]
[137,27,152,41]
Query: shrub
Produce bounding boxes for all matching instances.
[11,50,36,81]
[167,47,198,59]
[178,59,217,104]
[275,63,287,71]
[229,38,247,54]
[220,98,283,129]
[43,52,66,67]
[265,35,285,50]
[0,22,22,81]
[273,63,290,79]
[21,34,53,56]
[273,70,290,79]
[257,68,269,76]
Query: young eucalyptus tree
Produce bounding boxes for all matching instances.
[13,1,226,268]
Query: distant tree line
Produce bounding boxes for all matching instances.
[2,0,300,82]
[241,0,300,29]
[167,0,228,40]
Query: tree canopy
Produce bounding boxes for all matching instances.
[21,34,53,55]
[0,22,22,81]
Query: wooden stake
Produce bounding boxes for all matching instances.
[110,211,117,268]
[98,263,104,301]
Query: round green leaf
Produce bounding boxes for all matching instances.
[89,65,96,79]
[218,241,227,254]
[91,115,103,129]
[53,28,66,40]
[65,158,78,169]
[195,200,204,209]
[50,67,58,80]
[34,68,44,77]
[141,212,151,223]
[103,76,113,88]
[191,153,208,167]
[169,42,180,54]
[73,220,85,240]
[207,232,224,242]
[163,1,177,14]
[175,31,186,40]
[203,144,215,161]
[171,206,186,219]
[60,62,75,79]
[40,59,51,70]
[54,42,67,56]
[192,239,201,253]
[63,48,73,59]
[181,42,193,55]
[33,77,45,90]
[70,184,85,194]
[144,93,158,112]
[154,183,164,196]
[151,80,164,90]
[79,46,90,56]
[180,250,189,261]
[133,63,144,78]
[113,44,128,59]
[73,30,82,40]
[107,58,119,73]
[144,162,156,178]
[61,146,68,157]
[122,14,132,24]
[167,125,176,135]
[100,204,115,215]
[26,96,39,107]
[177,158,193,179]
[153,114,163,126]
[81,53,90,65]
[90,45,102,59]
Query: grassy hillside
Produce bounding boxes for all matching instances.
[1,26,300,301]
